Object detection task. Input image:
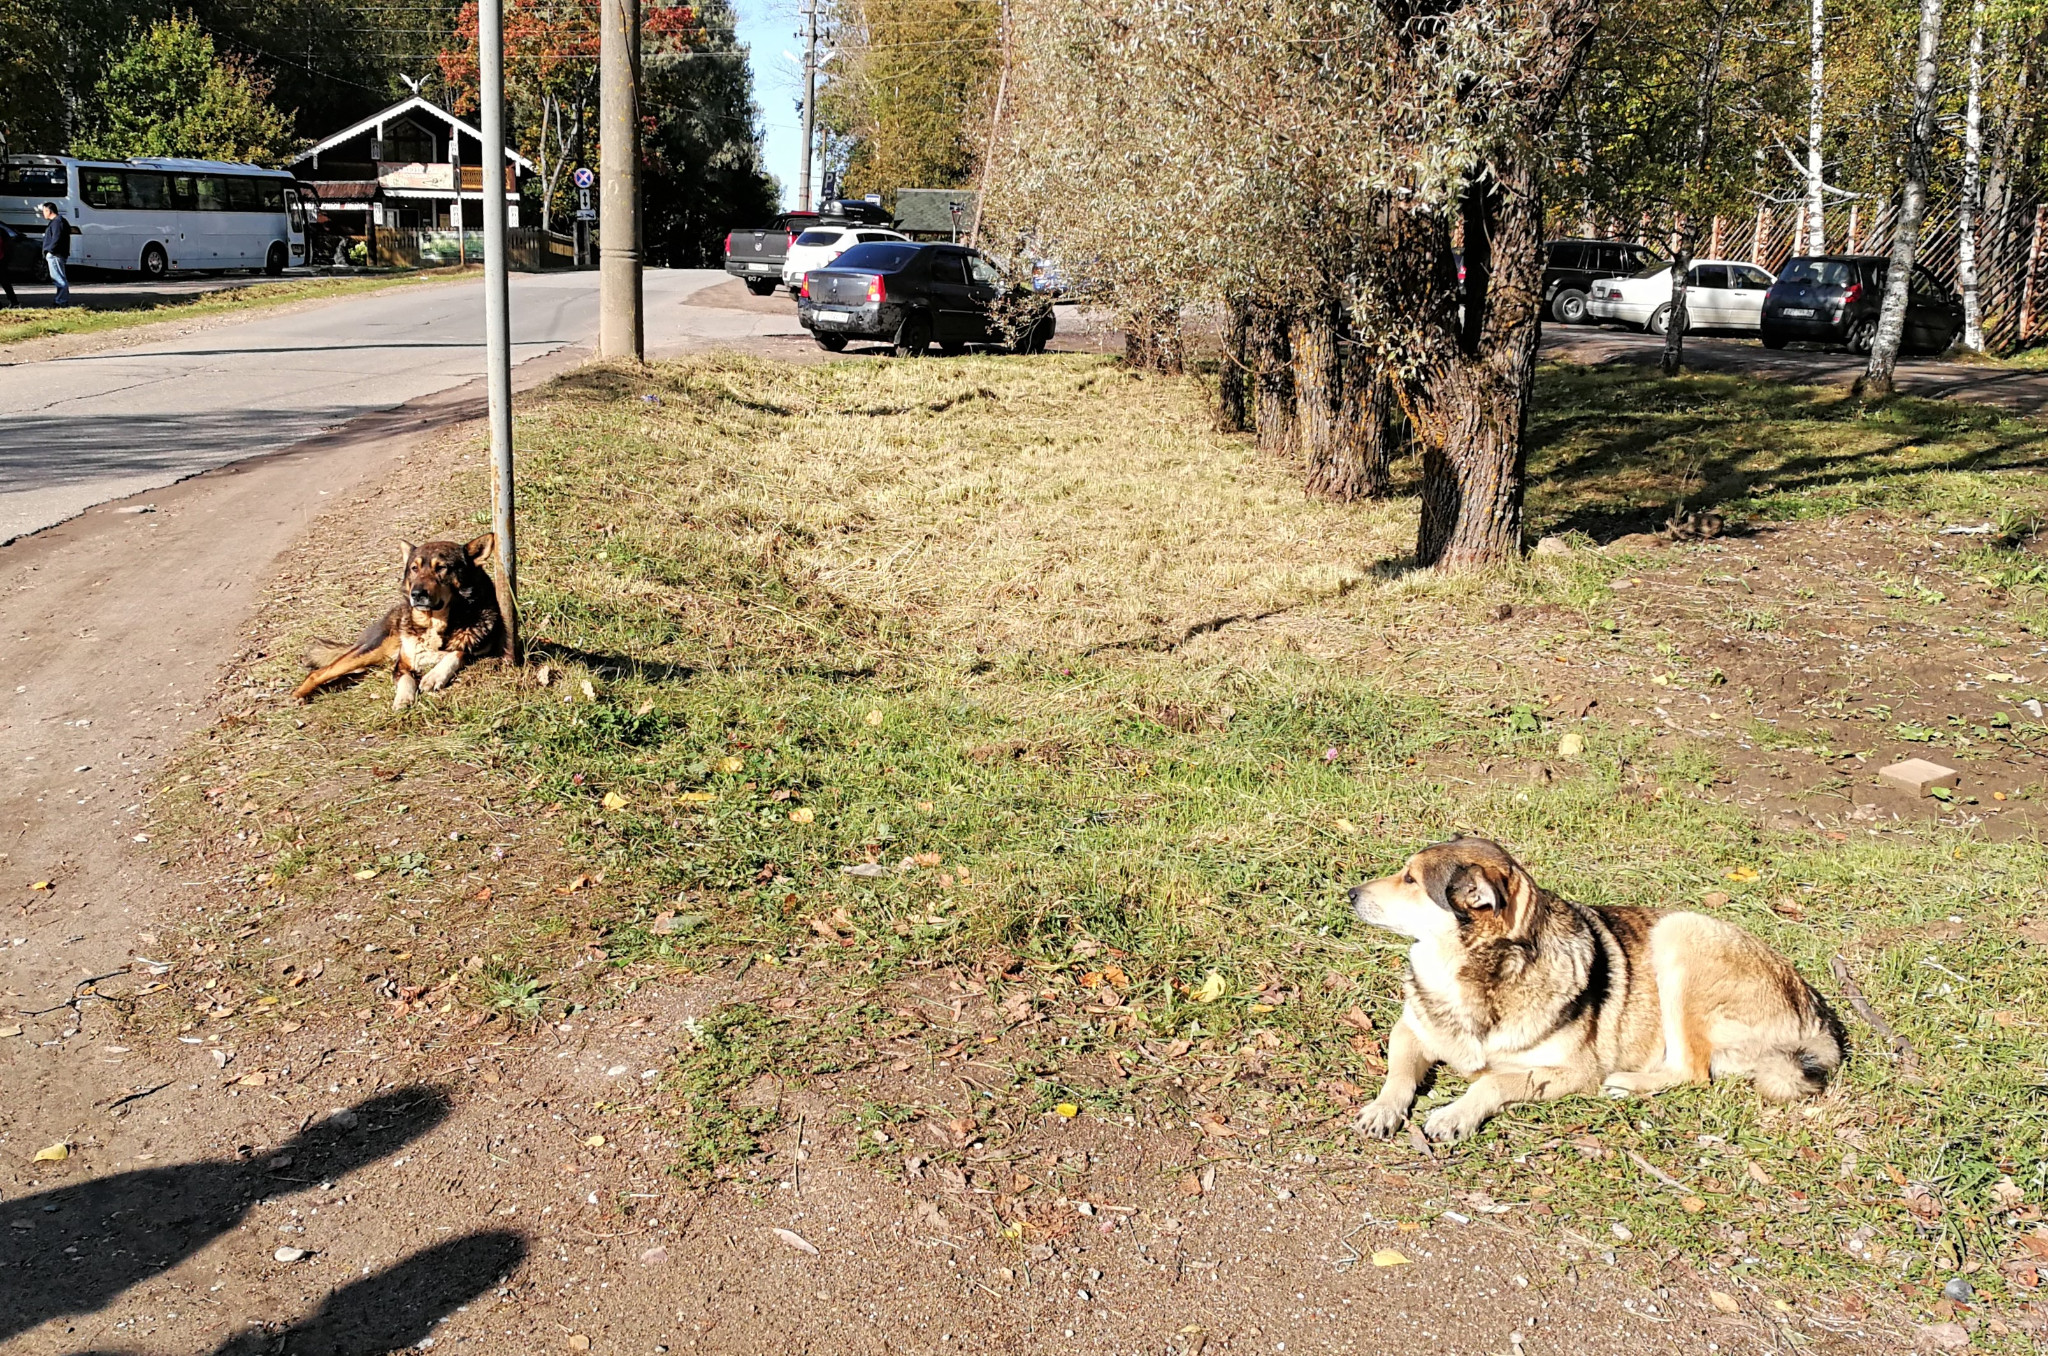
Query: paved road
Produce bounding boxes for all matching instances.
[0,267,802,544]
[1543,324,2048,418]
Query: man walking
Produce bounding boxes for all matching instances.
[39,201,71,306]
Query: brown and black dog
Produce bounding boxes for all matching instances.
[1349,837,1844,1143]
[292,535,502,710]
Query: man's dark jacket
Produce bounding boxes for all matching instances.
[41,216,70,258]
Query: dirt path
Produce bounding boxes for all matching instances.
[1544,326,2048,418]
[1,345,1890,1355]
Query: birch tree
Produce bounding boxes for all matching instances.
[1957,0,1985,350]
[1857,0,1944,399]
[1804,0,1827,252]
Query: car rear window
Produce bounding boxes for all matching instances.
[1777,258,1854,287]
[832,242,921,272]
[1547,242,1586,271]
[1631,261,1670,280]
[794,229,843,246]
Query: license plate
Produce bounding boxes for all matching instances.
[815,308,854,323]
[1781,307,1815,318]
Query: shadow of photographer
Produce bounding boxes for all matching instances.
[1,1086,451,1345]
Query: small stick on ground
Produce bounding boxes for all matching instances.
[790,1113,804,1198]
[1830,953,1919,1075]
[1625,1149,1695,1195]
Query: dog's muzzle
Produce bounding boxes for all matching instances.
[408,590,435,608]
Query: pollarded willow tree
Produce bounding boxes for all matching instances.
[987,0,1602,569]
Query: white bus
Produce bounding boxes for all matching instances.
[0,154,312,280]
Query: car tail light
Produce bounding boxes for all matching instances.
[724,232,732,254]
[799,275,810,298]
[1842,283,1863,306]
[867,276,884,304]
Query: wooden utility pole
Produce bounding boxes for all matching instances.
[798,0,819,211]
[480,0,519,662]
[599,0,643,360]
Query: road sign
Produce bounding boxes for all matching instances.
[572,167,595,189]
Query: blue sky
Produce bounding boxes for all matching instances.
[731,0,810,211]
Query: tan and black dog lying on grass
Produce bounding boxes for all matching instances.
[1349,836,1844,1143]
[291,534,502,711]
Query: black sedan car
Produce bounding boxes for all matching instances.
[1759,254,1963,354]
[797,241,1054,355]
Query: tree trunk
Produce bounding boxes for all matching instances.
[1309,347,1400,501]
[1806,0,1827,254]
[1216,297,1251,432]
[1959,0,1985,351]
[1858,0,1946,400]
[1292,304,1344,487]
[1124,305,1184,373]
[1660,230,1693,375]
[1252,307,1296,457]
[1414,152,1543,569]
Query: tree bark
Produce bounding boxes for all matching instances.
[1216,296,1251,432]
[1414,152,1543,568]
[1660,229,1693,375]
[1308,345,1400,501]
[1252,306,1296,457]
[1805,0,1827,254]
[1858,0,1946,400]
[1959,0,1985,351]
[1292,304,1344,487]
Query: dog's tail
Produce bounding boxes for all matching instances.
[305,637,350,669]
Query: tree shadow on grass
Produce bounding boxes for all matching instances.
[1527,366,2048,542]
[0,1088,449,1345]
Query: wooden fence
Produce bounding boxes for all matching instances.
[1607,198,2047,353]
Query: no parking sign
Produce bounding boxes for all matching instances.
[572,167,595,189]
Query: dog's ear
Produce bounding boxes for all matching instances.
[397,539,415,567]
[1421,854,1522,919]
[465,533,497,565]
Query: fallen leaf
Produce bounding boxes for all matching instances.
[789,807,815,824]
[865,709,885,727]
[1557,731,1585,760]
[843,862,886,878]
[1682,1196,1706,1214]
[771,1226,820,1256]
[1914,1322,1969,1351]
[1370,1249,1412,1268]
[717,756,745,774]
[1054,1103,1079,1119]
[0,1025,22,1039]
[584,1134,606,1147]
[1190,970,1227,1003]
[236,1072,269,1087]
[1338,1006,1374,1034]
[1746,1160,1775,1186]
[29,880,51,891]
[1990,1178,2024,1210]
[351,868,379,881]
[2017,1229,2048,1260]
[1726,866,1760,882]
[1701,891,1731,908]
[602,791,629,810]
[1708,1290,1741,1314]
[32,1142,69,1162]
[1193,1111,1237,1139]
[273,1245,309,1263]
[580,680,597,702]
[1177,1171,1205,1197]
[1770,896,1807,919]
[1333,817,1358,835]
[640,1245,669,1266]
[678,791,716,804]
[567,1336,591,1352]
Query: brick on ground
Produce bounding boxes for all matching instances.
[1877,758,1961,797]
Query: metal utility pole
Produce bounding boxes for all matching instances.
[798,0,818,211]
[599,0,643,360]
[480,0,520,662]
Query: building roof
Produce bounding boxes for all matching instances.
[288,96,533,172]
[307,180,379,201]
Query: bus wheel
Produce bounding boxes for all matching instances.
[265,243,288,276]
[140,243,170,280]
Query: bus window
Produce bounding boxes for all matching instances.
[194,176,228,211]
[285,189,307,234]
[168,175,197,211]
[1,162,66,194]
[124,171,170,211]
[226,177,262,212]
[81,168,124,208]
[258,180,285,212]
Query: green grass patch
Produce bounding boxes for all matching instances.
[235,353,2048,1308]
[0,267,477,347]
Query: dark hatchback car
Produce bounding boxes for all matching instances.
[797,240,1054,355]
[1543,238,1662,324]
[1760,255,1963,354]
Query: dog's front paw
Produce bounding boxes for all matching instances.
[418,668,453,693]
[1422,1100,1488,1144]
[393,675,419,711]
[1354,1100,1408,1139]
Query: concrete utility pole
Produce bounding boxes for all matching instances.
[798,0,818,211]
[479,0,520,662]
[599,0,643,360]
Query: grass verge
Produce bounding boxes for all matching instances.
[157,353,2048,1334]
[0,267,478,347]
